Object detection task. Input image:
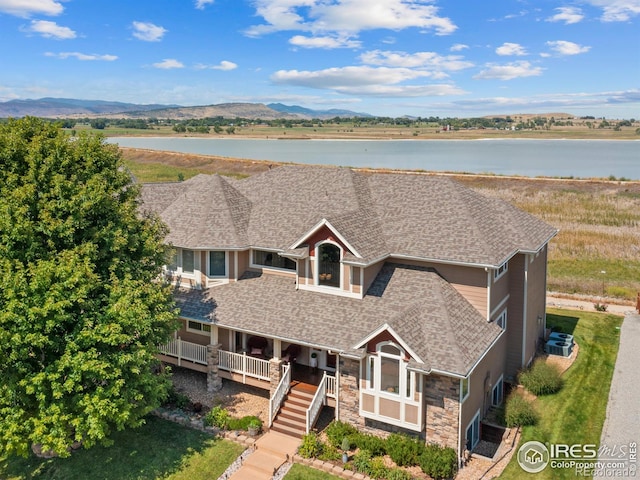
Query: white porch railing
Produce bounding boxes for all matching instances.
[269,363,291,427]
[326,374,337,399]
[218,350,270,382]
[306,372,328,434]
[159,338,208,366]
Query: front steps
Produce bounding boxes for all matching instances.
[270,382,317,438]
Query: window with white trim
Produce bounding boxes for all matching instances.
[208,250,226,277]
[460,377,470,402]
[366,342,414,396]
[466,411,480,451]
[253,249,295,271]
[317,242,341,287]
[495,309,507,330]
[164,248,197,277]
[494,262,508,280]
[182,249,195,274]
[492,375,504,406]
[187,320,211,335]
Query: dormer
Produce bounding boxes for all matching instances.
[291,219,364,298]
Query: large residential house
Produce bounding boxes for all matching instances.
[141,165,557,462]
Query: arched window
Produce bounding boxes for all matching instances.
[317,243,341,287]
[379,343,402,395]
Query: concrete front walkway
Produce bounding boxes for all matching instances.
[599,314,640,466]
[229,431,300,480]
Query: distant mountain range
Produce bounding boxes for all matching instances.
[0,98,370,120]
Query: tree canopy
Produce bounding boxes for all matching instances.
[0,117,178,457]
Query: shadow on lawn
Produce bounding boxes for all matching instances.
[546,312,579,335]
[0,415,217,480]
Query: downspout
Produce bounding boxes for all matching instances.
[334,352,340,421]
[457,379,463,467]
[486,268,492,320]
[521,256,529,367]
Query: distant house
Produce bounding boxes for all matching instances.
[141,165,557,463]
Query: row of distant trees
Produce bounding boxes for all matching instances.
[6,115,638,133]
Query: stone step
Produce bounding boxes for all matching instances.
[241,449,285,477]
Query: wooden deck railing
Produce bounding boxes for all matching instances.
[218,350,270,382]
[269,363,291,427]
[159,338,208,366]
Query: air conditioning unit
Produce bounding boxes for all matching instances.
[549,332,574,344]
[545,340,573,357]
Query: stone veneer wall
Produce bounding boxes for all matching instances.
[337,358,365,428]
[269,358,284,395]
[424,374,460,450]
[207,343,223,392]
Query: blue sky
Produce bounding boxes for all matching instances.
[0,0,638,118]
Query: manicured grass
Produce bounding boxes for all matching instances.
[284,463,343,480]
[499,308,623,479]
[0,416,244,480]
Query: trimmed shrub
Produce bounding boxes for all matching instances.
[204,405,231,429]
[352,449,373,475]
[318,442,342,462]
[386,467,414,480]
[386,433,425,467]
[351,432,387,456]
[504,392,538,427]
[165,386,190,409]
[227,415,261,431]
[419,443,457,480]
[298,432,323,459]
[369,456,389,479]
[325,420,358,448]
[519,359,563,395]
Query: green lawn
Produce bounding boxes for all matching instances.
[499,308,623,479]
[284,463,343,480]
[0,416,244,480]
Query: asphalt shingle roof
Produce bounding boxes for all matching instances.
[174,263,503,376]
[142,165,557,267]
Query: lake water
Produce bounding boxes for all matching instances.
[107,137,640,180]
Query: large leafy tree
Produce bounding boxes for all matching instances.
[0,118,178,457]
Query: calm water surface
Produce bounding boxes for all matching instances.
[107,137,640,180]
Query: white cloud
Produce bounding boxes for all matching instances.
[45,52,118,61]
[271,65,466,97]
[546,7,584,24]
[450,43,469,52]
[546,40,590,55]
[132,21,166,42]
[495,42,527,56]
[246,0,457,37]
[195,0,214,9]
[289,35,361,49]
[27,20,75,39]
[474,61,543,80]
[585,0,640,21]
[0,0,63,17]
[152,58,184,69]
[360,50,473,71]
[213,60,237,70]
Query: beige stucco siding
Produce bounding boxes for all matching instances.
[505,254,525,378]
[363,261,385,293]
[237,250,250,278]
[524,247,548,367]
[460,332,507,451]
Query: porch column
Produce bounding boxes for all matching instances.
[273,339,282,360]
[338,357,365,428]
[206,343,223,392]
[269,358,284,395]
[211,325,219,345]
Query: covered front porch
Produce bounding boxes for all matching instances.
[158,325,338,435]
